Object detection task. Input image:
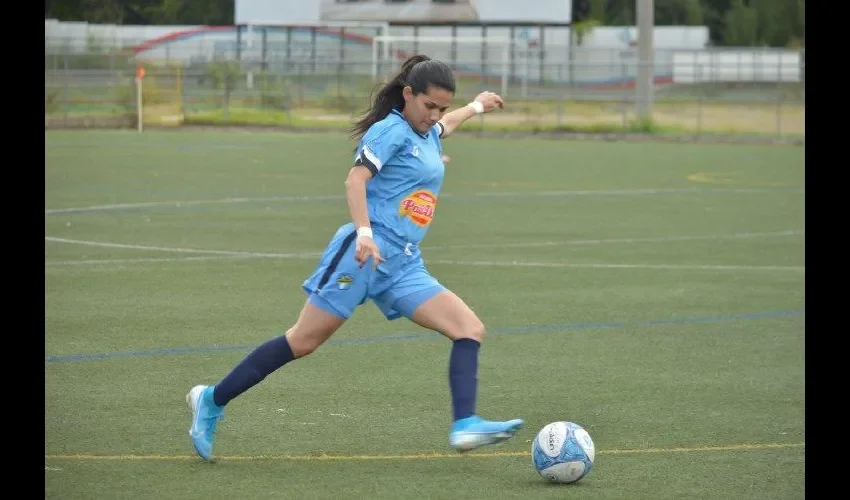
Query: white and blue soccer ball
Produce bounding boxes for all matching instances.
[531,421,596,484]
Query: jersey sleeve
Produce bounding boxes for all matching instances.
[431,123,444,153]
[434,122,445,139]
[354,121,406,176]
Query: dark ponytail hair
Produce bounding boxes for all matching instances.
[350,54,456,141]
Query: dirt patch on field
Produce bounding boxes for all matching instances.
[291,102,804,136]
[169,124,802,146]
[471,103,804,136]
[45,114,134,129]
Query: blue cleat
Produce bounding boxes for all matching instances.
[186,385,224,461]
[449,415,524,452]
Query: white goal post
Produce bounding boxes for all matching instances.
[239,20,392,89]
[370,35,514,97]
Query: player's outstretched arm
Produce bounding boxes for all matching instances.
[345,165,384,269]
[438,91,504,139]
[345,166,372,231]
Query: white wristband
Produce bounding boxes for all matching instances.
[357,226,373,239]
[468,100,484,114]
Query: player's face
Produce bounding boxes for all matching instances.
[402,85,453,133]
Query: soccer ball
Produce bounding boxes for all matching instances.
[531,421,596,484]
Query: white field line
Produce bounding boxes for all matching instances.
[45,231,804,269]
[45,255,261,266]
[426,259,804,272]
[44,187,803,215]
[428,230,803,251]
[44,237,322,259]
[44,195,343,215]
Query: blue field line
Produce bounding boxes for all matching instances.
[644,309,802,326]
[45,308,803,365]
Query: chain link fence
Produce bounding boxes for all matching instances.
[45,40,804,139]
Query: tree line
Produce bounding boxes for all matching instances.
[45,0,804,47]
[44,0,234,26]
[574,0,803,47]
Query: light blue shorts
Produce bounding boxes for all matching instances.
[302,223,446,320]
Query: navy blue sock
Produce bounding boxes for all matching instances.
[212,335,295,407]
[449,338,480,421]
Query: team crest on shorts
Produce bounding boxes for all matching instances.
[399,190,437,227]
[336,275,354,290]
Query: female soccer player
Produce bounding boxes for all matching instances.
[187,54,523,461]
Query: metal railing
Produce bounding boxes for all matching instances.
[45,51,804,139]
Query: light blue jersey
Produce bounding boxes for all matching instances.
[354,109,446,246]
[302,109,449,321]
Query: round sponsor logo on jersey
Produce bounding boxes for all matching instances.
[399,190,437,227]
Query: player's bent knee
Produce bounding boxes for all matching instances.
[285,300,347,358]
[468,319,486,343]
[409,290,487,342]
[284,327,318,358]
[285,325,329,358]
[452,318,486,343]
